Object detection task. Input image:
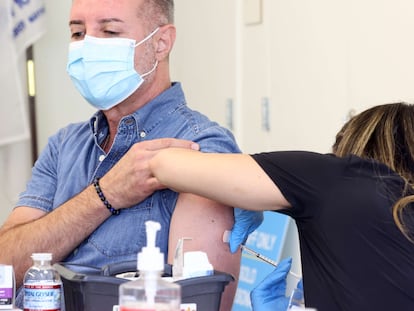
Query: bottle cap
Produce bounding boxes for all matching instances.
[137,221,164,271]
[31,253,52,261]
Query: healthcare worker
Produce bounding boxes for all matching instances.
[144,102,414,310]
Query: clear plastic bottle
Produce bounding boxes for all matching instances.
[23,253,62,311]
[119,221,181,311]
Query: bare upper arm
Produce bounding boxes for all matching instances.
[168,193,236,262]
[168,193,241,311]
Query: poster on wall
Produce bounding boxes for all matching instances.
[232,211,291,311]
[0,0,46,145]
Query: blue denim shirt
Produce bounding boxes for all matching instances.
[17,82,240,271]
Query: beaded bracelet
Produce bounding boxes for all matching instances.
[93,177,120,216]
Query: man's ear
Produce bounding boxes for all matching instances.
[154,24,176,61]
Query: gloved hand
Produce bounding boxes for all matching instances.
[229,208,264,253]
[297,278,303,291]
[250,257,292,311]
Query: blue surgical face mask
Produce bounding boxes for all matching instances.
[66,28,159,110]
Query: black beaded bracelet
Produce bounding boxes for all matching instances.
[93,177,120,216]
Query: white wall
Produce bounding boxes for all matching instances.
[0,142,32,224]
[172,0,414,155]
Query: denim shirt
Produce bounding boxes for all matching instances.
[17,82,240,271]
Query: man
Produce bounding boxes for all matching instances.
[0,1,241,309]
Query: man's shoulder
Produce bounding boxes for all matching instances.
[167,107,240,152]
[46,120,91,147]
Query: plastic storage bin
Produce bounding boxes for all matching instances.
[54,262,234,311]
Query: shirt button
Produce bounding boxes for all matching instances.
[99,155,106,162]
[140,131,146,138]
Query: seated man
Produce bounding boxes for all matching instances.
[0,1,241,310]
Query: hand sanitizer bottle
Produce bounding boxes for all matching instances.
[119,221,181,311]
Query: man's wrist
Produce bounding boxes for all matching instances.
[93,177,120,216]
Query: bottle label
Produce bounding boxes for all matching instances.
[23,284,61,311]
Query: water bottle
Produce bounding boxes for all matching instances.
[23,253,62,311]
[118,221,181,311]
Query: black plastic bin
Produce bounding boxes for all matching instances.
[54,262,234,311]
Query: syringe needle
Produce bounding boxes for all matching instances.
[241,244,278,266]
[241,244,301,279]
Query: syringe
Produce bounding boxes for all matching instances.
[241,244,301,279]
[222,230,301,279]
[241,244,278,265]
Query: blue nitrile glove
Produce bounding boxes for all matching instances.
[297,278,303,291]
[229,208,264,253]
[250,257,292,311]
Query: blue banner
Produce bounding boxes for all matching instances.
[11,0,47,54]
[232,211,291,311]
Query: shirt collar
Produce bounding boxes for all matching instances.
[88,82,185,138]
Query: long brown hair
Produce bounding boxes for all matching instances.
[332,102,414,242]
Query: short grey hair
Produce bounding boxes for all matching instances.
[139,0,174,27]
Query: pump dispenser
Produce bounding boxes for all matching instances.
[119,221,181,311]
[137,221,163,273]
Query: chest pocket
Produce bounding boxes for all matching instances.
[87,193,173,258]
